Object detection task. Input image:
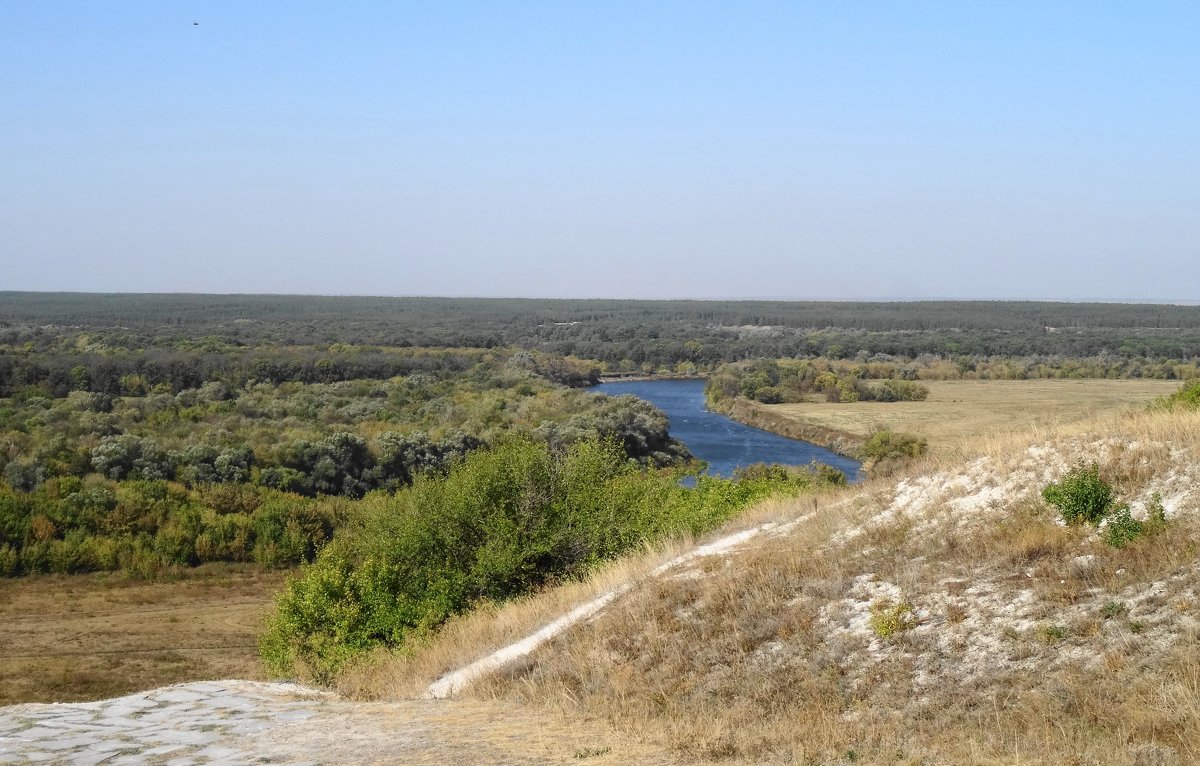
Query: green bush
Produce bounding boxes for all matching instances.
[1147,491,1168,526]
[1102,504,1143,548]
[1043,468,1170,548]
[261,437,836,680]
[860,430,927,462]
[868,379,930,402]
[0,545,18,576]
[1100,601,1127,620]
[1154,379,1200,410]
[1042,463,1113,525]
[869,601,916,638]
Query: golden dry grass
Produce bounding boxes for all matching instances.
[765,378,1181,458]
[388,406,1200,765]
[0,564,287,705]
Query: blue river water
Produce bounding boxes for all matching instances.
[592,379,862,482]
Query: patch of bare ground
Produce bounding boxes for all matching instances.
[387,407,1200,765]
[1,681,689,765]
[0,563,288,705]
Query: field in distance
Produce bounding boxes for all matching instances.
[764,379,1182,458]
[0,564,286,705]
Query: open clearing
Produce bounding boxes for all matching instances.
[0,564,287,706]
[764,378,1181,456]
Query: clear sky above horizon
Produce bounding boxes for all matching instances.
[2,2,1197,301]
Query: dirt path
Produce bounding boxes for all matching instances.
[427,516,812,698]
[0,680,682,765]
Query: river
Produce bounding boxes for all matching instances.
[592,379,862,481]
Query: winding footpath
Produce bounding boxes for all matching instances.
[426,520,789,698]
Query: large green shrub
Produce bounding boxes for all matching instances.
[261,437,834,680]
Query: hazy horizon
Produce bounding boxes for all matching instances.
[3,3,1197,301]
[5,289,1198,307]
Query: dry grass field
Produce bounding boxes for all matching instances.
[764,379,1181,457]
[0,564,287,705]
[399,406,1200,765]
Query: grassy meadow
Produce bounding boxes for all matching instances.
[757,378,1181,458]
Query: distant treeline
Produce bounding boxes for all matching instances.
[3,294,1199,373]
[0,346,599,399]
[707,355,1200,407]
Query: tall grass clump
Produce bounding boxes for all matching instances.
[260,436,837,681]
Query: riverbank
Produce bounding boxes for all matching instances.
[594,380,861,479]
[709,397,865,459]
[596,374,705,384]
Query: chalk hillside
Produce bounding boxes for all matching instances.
[375,404,1200,766]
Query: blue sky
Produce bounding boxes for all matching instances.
[2,2,1197,300]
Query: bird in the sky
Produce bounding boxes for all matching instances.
[192,21,199,26]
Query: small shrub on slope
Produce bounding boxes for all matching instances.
[1042,462,1113,525]
[1102,505,1143,548]
[1043,468,1169,549]
[869,600,916,639]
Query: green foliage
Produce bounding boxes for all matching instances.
[1147,491,1168,525]
[868,600,916,639]
[1100,601,1127,620]
[0,544,17,576]
[860,430,928,462]
[261,438,837,680]
[711,359,932,406]
[0,352,697,504]
[6,294,1200,392]
[1102,504,1143,548]
[1155,379,1200,410]
[3,459,46,492]
[1043,468,1169,549]
[870,379,930,402]
[732,461,847,486]
[0,477,345,578]
[1042,463,1113,525]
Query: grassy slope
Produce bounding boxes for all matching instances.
[380,405,1200,765]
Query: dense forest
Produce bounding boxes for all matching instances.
[0,347,703,577]
[3,294,1199,386]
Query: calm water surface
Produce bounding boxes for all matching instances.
[593,379,862,481]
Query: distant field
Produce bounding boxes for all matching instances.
[765,379,1182,457]
[0,565,286,705]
